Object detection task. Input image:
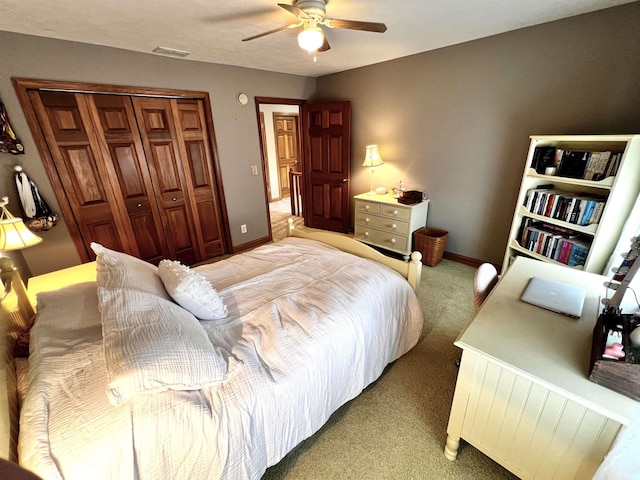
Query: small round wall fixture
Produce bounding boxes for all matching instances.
[237,93,249,105]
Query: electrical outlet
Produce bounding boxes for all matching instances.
[241,224,247,234]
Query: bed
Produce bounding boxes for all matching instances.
[1,223,424,479]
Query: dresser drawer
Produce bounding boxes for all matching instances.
[353,193,430,259]
[380,204,410,221]
[354,199,381,215]
[355,212,410,235]
[354,226,410,253]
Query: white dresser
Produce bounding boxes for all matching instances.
[445,257,640,479]
[353,193,429,260]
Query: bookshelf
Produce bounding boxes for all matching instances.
[502,135,640,275]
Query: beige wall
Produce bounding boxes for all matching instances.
[314,2,640,265]
[0,32,314,276]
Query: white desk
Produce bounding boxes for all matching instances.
[445,257,640,479]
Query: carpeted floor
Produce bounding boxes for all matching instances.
[262,259,519,480]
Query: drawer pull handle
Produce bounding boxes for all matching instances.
[137,203,142,208]
[391,224,397,230]
[172,197,177,202]
[392,210,398,216]
[390,238,396,244]
[364,231,369,237]
[365,217,370,223]
[365,205,370,210]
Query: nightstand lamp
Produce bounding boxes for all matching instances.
[0,196,42,298]
[362,145,383,195]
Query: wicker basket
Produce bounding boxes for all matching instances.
[413,227,449,267]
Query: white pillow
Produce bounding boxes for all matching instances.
[158,259,228,321]
[91,242,169,300]
[98,286,229,405]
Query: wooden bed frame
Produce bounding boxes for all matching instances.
[1,269,32,463]
[0,224,423,470]
[285,219,423,292]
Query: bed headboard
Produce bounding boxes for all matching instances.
[1,269,33,462]
[285,218,423,291]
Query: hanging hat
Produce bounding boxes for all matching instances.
[0,99,25,155]
[14,166,58,231]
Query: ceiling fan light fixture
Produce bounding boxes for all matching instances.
[297,26,324,52]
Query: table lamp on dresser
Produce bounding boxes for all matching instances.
[362,145,383,195]
[0,196,42,297]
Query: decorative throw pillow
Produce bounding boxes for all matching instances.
[90,242,169,300]
[158,259,228,321]
[98,286,230,405]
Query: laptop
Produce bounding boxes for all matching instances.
[520,276,586,318]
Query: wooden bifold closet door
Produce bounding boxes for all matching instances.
[29,90,226,265]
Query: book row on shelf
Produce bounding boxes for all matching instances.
[531,146,622,180]
[519,219,590,267]
[524,187,605,226]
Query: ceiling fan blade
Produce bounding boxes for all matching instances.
[278,3,310,19]
[317,36,331,52]
[242,23,298,42]
[324,18,387,33]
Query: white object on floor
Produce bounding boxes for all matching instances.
[472,263,498,311]
[593,410,640,480]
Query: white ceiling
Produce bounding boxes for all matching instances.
[0,0,634,77]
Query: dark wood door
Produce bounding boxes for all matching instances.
[29,90,133,256]
[172,99,225,259]
[274,113,300,199]
[132,97,200,265]
[301,101,351,233]
[17,79,230,266]
[88,94,169,263]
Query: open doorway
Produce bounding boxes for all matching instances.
[255,97,305,241]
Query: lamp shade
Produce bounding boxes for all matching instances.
[298,26,324,52]
[0,197,42,250]
[362,145,383,168]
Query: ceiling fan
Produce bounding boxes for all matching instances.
[242,0,387,59]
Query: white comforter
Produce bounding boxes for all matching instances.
[19,238,423,479]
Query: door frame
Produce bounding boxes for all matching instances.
[254,97,305,242]
[12,77,232,262]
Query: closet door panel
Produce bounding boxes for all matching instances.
[86,221,125,253]
[164,205,198,264]
[133,97,199,264]
[148,142,182,194]
[24,84,228,266]
[185,141,209,188]
[183,140,222,254]
[129,213,164,261]
[89,94,168,263]
[174,100,225,257]
[59,145,106,205]
[30,91,131,255]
